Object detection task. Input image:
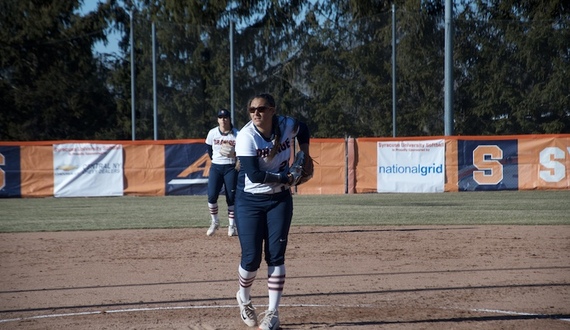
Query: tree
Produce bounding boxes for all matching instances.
[2,0,567,141]
[454,0,570,134]
[0,0,127,140]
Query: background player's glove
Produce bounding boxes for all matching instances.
[219,144,235,158]
[288,150,314,186]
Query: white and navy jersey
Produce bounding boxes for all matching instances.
[205,127,239,165]
[235,115,299,194]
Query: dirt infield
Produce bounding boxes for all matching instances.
[0,225,569,329]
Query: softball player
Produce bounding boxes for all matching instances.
[205,109,239,237]
[234,93,311,330]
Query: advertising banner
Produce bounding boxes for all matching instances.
[377,139,445,193]
[457,140,518,191]
[0,146,21,197]
[518,137,570,190]
[165,143,210,195]
[53,143,124,197]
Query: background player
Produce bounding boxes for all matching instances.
[205,108,239,237]
[234,93,311,329]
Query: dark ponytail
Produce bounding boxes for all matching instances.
[268,115,281,160]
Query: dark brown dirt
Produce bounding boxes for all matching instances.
[1,226,569,329]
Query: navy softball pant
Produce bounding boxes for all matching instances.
[207,163,237,206]
[235,189,293,271]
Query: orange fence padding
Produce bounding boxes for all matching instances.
[1,134,569,197]
[295,138,345,195]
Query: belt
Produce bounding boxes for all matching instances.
[269,185,290,194]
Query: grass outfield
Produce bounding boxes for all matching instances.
[1,190,569,232]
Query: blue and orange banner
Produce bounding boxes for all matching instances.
[165,143,210,196]
[1,135,569,197]
[456,139,519,191]
[0,146,21,198]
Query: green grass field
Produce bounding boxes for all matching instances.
[1,190,569,232]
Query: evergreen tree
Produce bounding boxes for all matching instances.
[0,0,127,140]
[2,0,567,141]
[454,0,569,134]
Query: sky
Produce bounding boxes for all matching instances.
[79,0,122,55]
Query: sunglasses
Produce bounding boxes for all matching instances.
[248,106,272,113]
[218,116,229,119]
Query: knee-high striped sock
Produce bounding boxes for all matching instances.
[208,203,219,223]
[228,205,235,226]
[238,265,257,302]
[267,265,286,311]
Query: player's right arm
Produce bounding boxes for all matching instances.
[205,129,214,160]
[238,156,290,184]
[207,145,213,160]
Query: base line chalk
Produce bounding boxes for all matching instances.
[0,303,373,324]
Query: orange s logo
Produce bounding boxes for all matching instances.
[472,145,503,185]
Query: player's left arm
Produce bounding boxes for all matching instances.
[288,121,313,185]
[296,121,310,155]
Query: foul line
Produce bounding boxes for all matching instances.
[2,305,568,324]
[470,308,570,322]
[0,303,370,324]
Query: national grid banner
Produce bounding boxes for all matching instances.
[53,143,124,197]
[377,139,445,193]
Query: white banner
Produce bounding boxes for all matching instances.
[53,143,124,197]
[377,140,445,193]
